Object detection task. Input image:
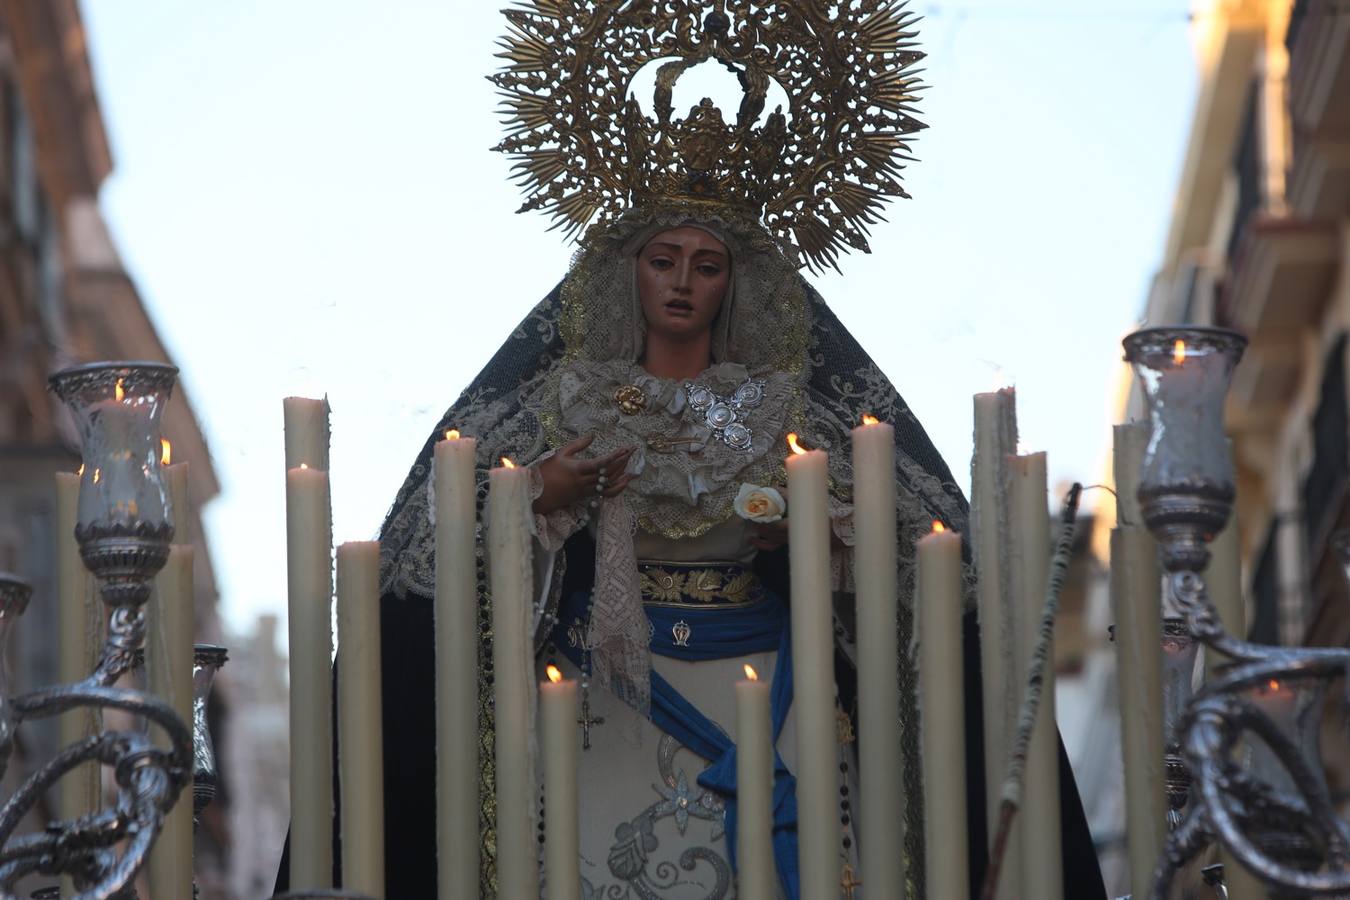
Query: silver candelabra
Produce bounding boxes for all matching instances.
[0,362,192,898]
[1123,327,1350,898]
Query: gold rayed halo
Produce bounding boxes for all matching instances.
[491,0,927,274]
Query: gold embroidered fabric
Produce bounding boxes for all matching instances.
[638,563,763,607]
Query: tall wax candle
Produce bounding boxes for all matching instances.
[850,416,905,896]
[785,436,842,898]
[147,544,195,900]
[161,438,190,542]
[488,461,540,900]
[433,431,480,900]
[540,666,580,900]
[1113,422,1151,528]
[1008,452,1062,900]
[1109,526,1165,899]
[286,464,335,889]
[971,386,1019,899]
[917,524,968,900]
[55,472,98,827]
[735,665,774,900]
[337,541,385,898]
[284,396,331,471]
[1112,422,1168,898]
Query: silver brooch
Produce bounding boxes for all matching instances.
[672,620,692,647]
[683,378,766,451]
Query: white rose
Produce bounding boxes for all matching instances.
[734,483,786,523]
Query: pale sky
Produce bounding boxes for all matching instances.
[80,1,1200,633]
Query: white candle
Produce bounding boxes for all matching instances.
[971,386,1018,896]
[433,430,480,900]
[1009,452,1062,900]
[161,438,190,541]
[1112,422,1168,898]
[147,544,195,900]
[917,524,968,900]
[850,416,905,896]
[337,540,385,898]
[735,665,774,900]
[55,471,97,831]
[1113,422,1150,528]
[488,460,540,900]
[1109,526,1165,899]
[785,435,841,898]
[540,666,580,900]
[284,396,331,471]
[287,464,334,889]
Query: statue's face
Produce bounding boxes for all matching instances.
[636,226,730,341]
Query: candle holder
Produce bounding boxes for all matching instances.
[1122,327,1247,573]
[1159,618,1198,828]
[0,362,193,898]
[0,574,31,786]
[191,644,227,828]
[1124,328,1350,898]
[50,362,179,680]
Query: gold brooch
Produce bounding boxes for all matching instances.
[614,384,646,415]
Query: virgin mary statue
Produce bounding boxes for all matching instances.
[276,2,1104,897]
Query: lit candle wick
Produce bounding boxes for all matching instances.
[445,428,460,441]
[546,664,563,684]
[1173,339,1186,366]
[786,433,807,455]
[744,664,759,681]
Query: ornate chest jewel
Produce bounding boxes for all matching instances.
[614,383,646,415]
[684,378,765,451]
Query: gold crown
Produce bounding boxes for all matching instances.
[492,1,926,273]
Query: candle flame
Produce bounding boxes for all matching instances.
[161,439,172,466]
[933,520,946,533]
[546,664,563,684]
[1268,679,1281,692]
[444,428,460,441]
[501,457,516,469]
[92,468,101,484]
[77,464,85,476]
[861,414,880,426]
[114,378,125,402]
[744,664,759,681]
[299,463,309,470]
[1173,339,1187,366]
[786,433,807,455]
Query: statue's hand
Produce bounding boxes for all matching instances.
[749,519,789,551]
[532,434,636,515]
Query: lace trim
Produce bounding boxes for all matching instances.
[585,495,650,717]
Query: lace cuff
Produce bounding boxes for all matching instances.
[528,451,590,553]
[829,497,856,593]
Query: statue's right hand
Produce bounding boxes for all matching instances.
[532,434,636,515]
